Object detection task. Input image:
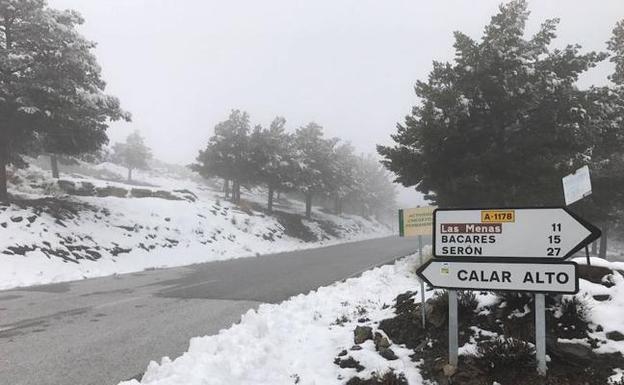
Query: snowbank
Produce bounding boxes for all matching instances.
[119,253,426,385]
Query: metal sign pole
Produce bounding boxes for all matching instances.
[419,235,426,328]
[448,289,458,367]
[535,293,547,375]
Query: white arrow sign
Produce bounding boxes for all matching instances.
[434,208,600,259]
[417,259,578,294]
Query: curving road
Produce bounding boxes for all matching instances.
[0,235,425,385]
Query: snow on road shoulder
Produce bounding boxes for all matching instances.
[119,253,426,385]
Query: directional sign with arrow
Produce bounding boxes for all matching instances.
[417,258,579,294]
[434,208,600,259]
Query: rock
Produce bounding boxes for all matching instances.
[57,180,76,192]
[350,345,362,351]
[379,348,398,361]
[593,294,611,302]
[337,349,348,357]
[131,188,153,198]
[374,332,391,351]
[334,356,364,372]
[596,325,604,332]
[606,331,624,341]
[0,222,6,228]
[10,216,23,223]
[427,303,447,328]
[443,364,457,377]
[153,190,183,201]
[95,186,128,198]
[26,215,37,224]
[552,340,594,362]
[578,265,613,285]
[433,357,446,372]
[74,182,96,196]
[354,326,373,344]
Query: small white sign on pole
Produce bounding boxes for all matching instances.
[562,165,592,206]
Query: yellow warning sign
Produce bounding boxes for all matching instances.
[399,206,436,237]
[481,210,515,223]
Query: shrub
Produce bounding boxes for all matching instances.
[559,296,587,322]
[478,337,535,371]
[458,290,479,314]
[496,292,533,312]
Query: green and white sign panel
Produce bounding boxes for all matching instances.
[434,207,600,259]
[417,258,578,294]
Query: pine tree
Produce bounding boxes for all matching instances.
[0,0,129,201]
[608,19,624,85]
[378,0,608,208]
[192,110,252,204]
[249,117,297,213]
[294,122,337,218]
[328,142,358,214]
[112,131,152,182]
[346,154,397,219]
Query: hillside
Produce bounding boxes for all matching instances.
[0,158,392,290]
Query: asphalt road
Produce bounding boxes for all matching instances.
[0,236,423,385]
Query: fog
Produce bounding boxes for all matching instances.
[47,0,624,207]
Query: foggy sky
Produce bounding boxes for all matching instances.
[48,0,623,207]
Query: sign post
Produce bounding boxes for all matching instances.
[418,206,600,375]
[419,239,426,328]
[535,293,547,375]
[399,206,435,328]
[448,289,458,367]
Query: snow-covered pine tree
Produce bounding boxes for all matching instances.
[294,123,337,218]
[608,19,624,85]
[192,110,253,204]
[249,117,298,213]
[112,131,152,182]
[0,0,129,200]
[328,142,358,215]
[378,0,608,208]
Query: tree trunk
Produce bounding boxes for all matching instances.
[50,154,59,179]
[0,145,7,203]
[599,225,609,260]
[591,240,597,255]
[224,179,230,199]
[127,168,132,182]
[334,196,341,214]
[268,186,274,214]
[277,190,281,200]
[305,192,312,219]
[232,180,240,203]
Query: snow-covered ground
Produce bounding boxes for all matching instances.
[1,158,392,290]
[120,252,429,385]
[119,252,624,385]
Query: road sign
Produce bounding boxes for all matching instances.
[399,206,435,237]
[417,258,578,294]
[434,207,600,259]
[562,165,592,206]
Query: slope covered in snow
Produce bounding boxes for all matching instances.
[119,253,624,385]
[1,158,391,290]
